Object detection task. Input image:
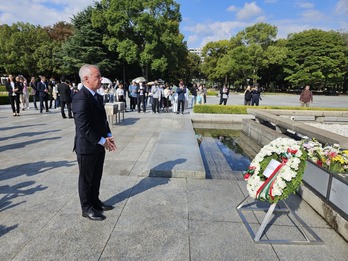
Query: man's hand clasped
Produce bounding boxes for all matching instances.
[104,137,116,152]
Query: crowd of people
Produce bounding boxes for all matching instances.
[5,74,80,118]
[94,80,209,115]
[5,73,314,118]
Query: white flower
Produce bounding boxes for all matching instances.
[275,176,287,189]
[245,137,304,202]
[271,185,283,196]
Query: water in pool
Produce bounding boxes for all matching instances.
[195,129,251,179]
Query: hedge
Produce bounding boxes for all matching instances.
[193,104,348,114]
[0,94,34,105]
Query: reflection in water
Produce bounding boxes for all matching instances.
[216,135,251,171]
[196,129,251,172]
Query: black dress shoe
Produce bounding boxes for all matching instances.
[94,203,114,212]
[82,208,106,221]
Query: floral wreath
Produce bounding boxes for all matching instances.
[244,137,307,203]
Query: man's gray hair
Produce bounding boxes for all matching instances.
[79,64,99,83]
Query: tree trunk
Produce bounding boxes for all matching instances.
[123,61,126,84]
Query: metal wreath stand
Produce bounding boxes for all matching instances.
[237,139,324,244]
[236,195,323,244]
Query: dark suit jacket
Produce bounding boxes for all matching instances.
[220,87,229,96]
[72,86,111,155]
[37,81,49,97]
[57,83,72,102]
[5,81,16,97]
[6,81,23,96]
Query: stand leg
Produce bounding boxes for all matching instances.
[254,203,276,241]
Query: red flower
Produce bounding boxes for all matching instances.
[316,160,323,167]
[287,148,298,155]
[329,152,337,159]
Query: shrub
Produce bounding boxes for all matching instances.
[193,104,348,114]
[206,90,218,96]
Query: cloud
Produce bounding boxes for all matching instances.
[236,2,263,20]
[226,5,238,12]
[299,9,325,22]
[335,0,348,16]
[0,0,95,26]
[296,1,314,9]
[184,20,249,47]
[275,19,314,38]
[264,0,278,3]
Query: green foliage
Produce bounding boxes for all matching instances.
[202,23,285,86]
[201,23,348,91]
[201,40,229,83]
[258,148,307,203]
[194,105,248,114]
[193,104,348,114]
[0,96,9,104]
[206,90,218,96]
[181,52,201,84]
[92,0,186,81]
[55,6,118,78]
[284,29,348,87]
[0,22,54,76]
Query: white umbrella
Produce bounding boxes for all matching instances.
[133,76,146,83]
[101,77,112,84]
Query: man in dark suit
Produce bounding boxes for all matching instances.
[57,76,73,119]
[36,76,49,113]
[72,64,116,221]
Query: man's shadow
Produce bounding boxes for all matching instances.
[106,158,186,205]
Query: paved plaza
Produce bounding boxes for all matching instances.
[0,93,348,260]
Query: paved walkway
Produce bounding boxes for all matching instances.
[1,94,348,260]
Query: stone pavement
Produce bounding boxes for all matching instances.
[1,94,348,260]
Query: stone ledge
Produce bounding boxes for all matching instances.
[298,185,348,242]
[247,109,348,148]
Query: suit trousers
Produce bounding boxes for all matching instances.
[60,101,72,118]
[77,150,105,212]
[9,95,20,113]
[137,95,146,112]
[177,100,185,113]
[40,96,48,112]
[152,98,160,113]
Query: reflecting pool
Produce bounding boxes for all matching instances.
[195,129,251,179]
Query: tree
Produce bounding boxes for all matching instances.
[236,22,277,48]
[202,23,281,87]
[340,31,348,93]
[55,6,118,80]
[181,52,201,84]
[45,21,73,42]
[201,40,229,83]
[0,22,52,76]
[234,23,278,85]
[284,29,348,89]
[92,0,186,81]
[259,39,289,90]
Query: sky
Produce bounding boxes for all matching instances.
[0,0,347,48]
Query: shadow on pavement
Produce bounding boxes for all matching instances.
[106,158,187,205]
[0,123,46,132]
[0,130,61,142]
[0,160,75,181]
[0,137,61,152]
